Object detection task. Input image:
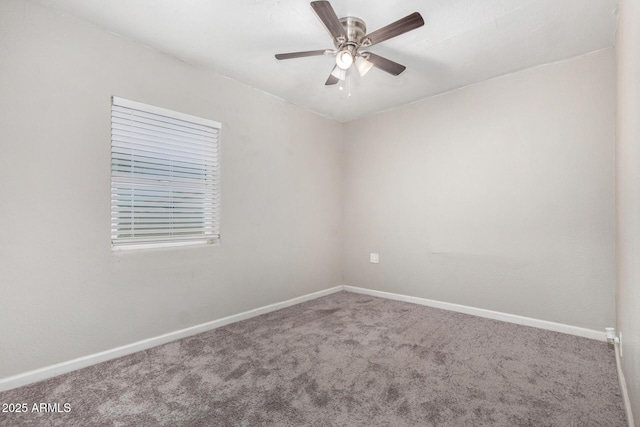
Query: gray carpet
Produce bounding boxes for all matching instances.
[0,291,627,426]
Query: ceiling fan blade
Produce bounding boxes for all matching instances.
[275,50,328,60]
[325,73,339,86]
[311,1,347,42]
[364,52,406,76]
[363,12,424,47]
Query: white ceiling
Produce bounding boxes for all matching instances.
[30,0,619,122]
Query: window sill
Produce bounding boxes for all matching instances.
[111,239,219,252]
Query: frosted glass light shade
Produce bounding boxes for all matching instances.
[330,66,346,80]
[336,49,354,70]
[355,56,373,76]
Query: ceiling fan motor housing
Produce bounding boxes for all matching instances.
[335,17,367,49]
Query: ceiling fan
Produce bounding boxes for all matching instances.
[275,1,424,85]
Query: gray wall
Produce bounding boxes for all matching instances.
[343,49,616,331]
[616,0,640,422]
[0,0,344,378]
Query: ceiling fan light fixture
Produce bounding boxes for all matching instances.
[330,65,347,80]
[355,55,373,76]
[335,46,354,69]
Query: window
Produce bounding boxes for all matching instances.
[110,97,221,249]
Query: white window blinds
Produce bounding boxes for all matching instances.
[111,96,221,249]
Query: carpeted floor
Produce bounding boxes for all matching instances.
[0,291,627,426]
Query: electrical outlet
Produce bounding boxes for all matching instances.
[605,327,615,340]
[369,253,379,264]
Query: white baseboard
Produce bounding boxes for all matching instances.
[1,284,610,393]
[343,285,607,342]
[0,286,343,392]
[614,342,636,427]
